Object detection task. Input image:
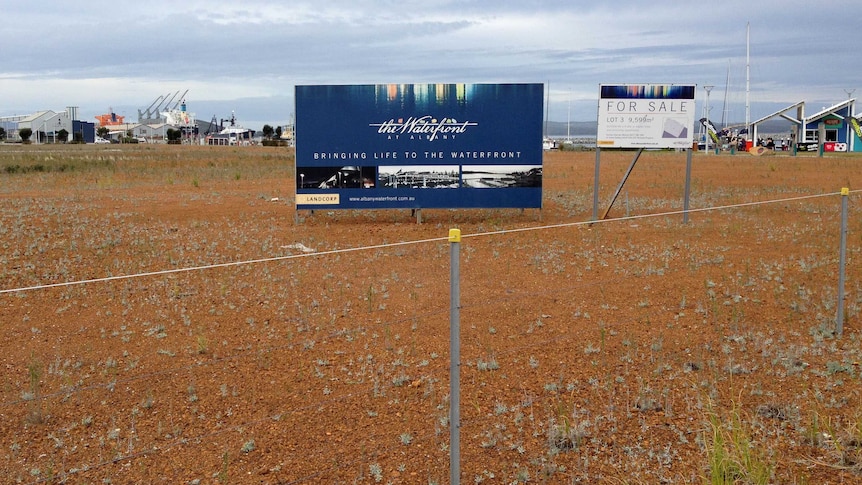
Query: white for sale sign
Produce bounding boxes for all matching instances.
[596,84,696,149]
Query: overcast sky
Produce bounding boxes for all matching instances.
[1,1,858,130]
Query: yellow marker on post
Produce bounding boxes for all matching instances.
[449,228,461,243]
[841,187,850,196]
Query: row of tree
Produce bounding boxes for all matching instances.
[14,128,75,143]
[2,124,279,144]
[261,125,284,140]
[3,126,185,144]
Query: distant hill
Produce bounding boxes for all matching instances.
[544,119,794,138]
[544,121,596,137]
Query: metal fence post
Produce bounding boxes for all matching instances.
[449,228,461,485]
[837,188,849,336]
[683,148,693,224]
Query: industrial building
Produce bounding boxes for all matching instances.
[0,91,203,144]
[0,107,96,144]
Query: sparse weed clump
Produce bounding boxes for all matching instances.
[25,355,44,424]
[702,399,773,484]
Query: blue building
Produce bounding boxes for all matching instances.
[750,98,858,152]
[72,120,96,144]
[803,99,858,152]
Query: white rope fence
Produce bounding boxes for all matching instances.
[2,189,855,296]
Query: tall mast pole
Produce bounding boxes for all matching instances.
[745,22,750,133]
[544,81,550,138]
[721,59,730,128]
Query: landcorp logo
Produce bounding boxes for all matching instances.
[369,116,478,142]
[296,194,340,205]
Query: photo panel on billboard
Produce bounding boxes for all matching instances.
[295,83,544,210]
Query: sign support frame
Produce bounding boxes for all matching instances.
[592,148,694,223]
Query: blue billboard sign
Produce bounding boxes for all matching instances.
[295,83,543,210]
